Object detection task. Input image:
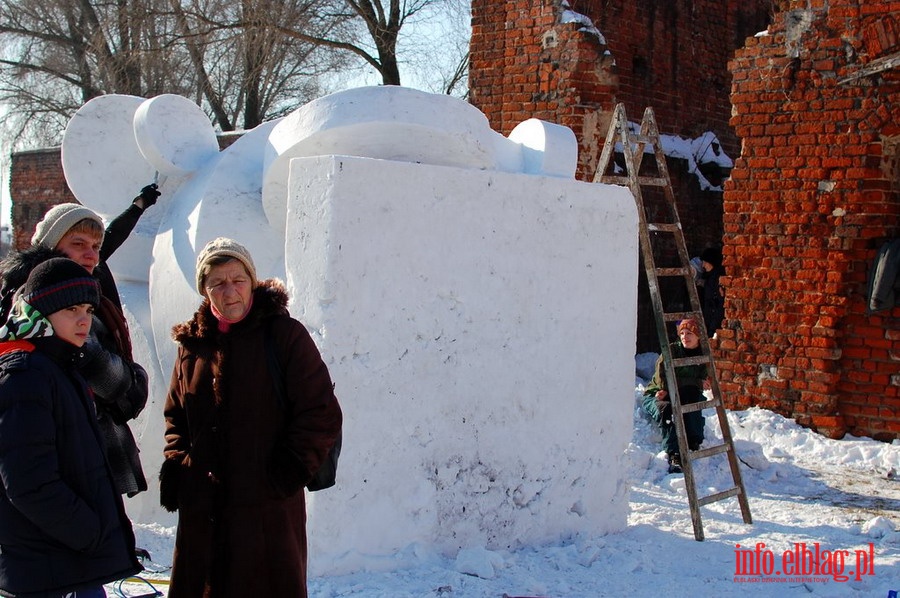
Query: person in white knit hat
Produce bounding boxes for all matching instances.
[0,184,160,498]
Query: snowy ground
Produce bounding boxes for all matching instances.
[114,353,900,597]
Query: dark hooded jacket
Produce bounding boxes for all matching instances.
[160,279,342,598]
[0,336,141,596]
[0,244,148,496]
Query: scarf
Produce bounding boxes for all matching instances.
[210,295,254,332]
[0,298,53,341]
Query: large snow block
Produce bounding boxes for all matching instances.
[285,156,638,575]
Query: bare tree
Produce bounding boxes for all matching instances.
[0,0,470,148]
[0,0,191,147]
[270,0,468,89]
[169,0,347,130]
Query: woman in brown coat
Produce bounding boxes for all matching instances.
[159,238,342,597]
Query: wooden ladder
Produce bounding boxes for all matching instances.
[594,103,752,541]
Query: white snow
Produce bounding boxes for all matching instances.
[121,357,900,596]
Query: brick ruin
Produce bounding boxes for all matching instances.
[7,0,899,440]
[720,1,900,440]
[470,0,899,440]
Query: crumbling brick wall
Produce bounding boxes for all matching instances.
[718,0,900,440]
[470,0,772,352]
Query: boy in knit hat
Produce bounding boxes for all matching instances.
[641,318,710,474]
[0,187,160,498]
[0,258,142,596]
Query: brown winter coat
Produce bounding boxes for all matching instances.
[160,279,342,597]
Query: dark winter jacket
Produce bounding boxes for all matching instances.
[80,312,149,496]
[644,341,708,399]
[0,206,150,496]
[0,336,141,596]
[97,203,144,311]
[161,279,343,598]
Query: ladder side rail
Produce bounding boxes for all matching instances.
[593,103,629,184]
[707,370,754,523]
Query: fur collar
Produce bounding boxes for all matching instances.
[172,278,290,345]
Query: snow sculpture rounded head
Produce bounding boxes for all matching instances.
[195,237,258,295]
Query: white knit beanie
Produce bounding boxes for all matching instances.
[195,238,258,294]
[31,203,105,249]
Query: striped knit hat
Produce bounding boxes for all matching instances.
[21,258,100,316]
[677,318,701,337]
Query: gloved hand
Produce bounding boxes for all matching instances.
[133,183,160,209]
[159,458,182,512]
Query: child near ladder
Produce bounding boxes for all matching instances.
[642,318,710,474]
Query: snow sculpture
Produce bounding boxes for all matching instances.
[59,86,638,574]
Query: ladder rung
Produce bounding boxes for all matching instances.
[647,223,680,232]
[672,355,711,368]
[626,133,654,144]
[690,443,730,460]
[698,487,742,507]
[655,267,690,277]
[599,175,668,187]
[681,397,718,413]
[662,311,702,322]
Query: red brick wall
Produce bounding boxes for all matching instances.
[718,0,900,440]
[9,148,77,249]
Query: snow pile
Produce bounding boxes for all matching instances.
[124,357,899,596]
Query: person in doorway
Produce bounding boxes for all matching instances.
[0,184,160,497]
[0,258,142,596]
[159,238,342,597]
[642,317,709,474]
[697,244,725,336]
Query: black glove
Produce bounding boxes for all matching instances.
[134,183,160,209]
[159,458,182,512]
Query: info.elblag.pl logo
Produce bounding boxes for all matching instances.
[733,542,877,583]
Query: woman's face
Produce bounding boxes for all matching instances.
[204,260,253,321]
[48,304,94,346]
[679,328,700,349]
